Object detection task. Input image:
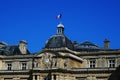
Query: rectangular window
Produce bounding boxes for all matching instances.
[7,63,12,70]
[90,60,96,68]
[109,59,115,68]
[22,63,26,70]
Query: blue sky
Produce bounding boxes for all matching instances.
[0,0,120,53]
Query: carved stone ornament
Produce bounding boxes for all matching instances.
[42,53,53,68]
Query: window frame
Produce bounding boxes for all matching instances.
[7,63,12,70]
[89,59,96,68]
[22,62,27,70]
[109,59,115,68]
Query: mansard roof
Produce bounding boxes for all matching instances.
[74,41,101,51]
[0,45,30,56]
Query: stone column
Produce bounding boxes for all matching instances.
[33,75,35,80]
[56,75,59,80]
[37,75,40,80]
[51,74,53,80]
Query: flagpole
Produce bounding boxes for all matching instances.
[60,19,62,24]
[60,14,62,24]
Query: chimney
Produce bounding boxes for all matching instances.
[104,39,110,49]
[0,42,7,48]
[19,40,27,54]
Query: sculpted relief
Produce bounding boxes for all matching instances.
[42,53,53,68]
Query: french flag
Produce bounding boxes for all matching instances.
[56,14,62,19]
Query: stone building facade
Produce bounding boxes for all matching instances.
[0,22,120,80]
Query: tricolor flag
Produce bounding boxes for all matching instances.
[56,14,62,19]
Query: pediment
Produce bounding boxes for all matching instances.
[36,51,83,62]
[36,51,58,57]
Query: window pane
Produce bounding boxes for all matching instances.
[90,60,95,68]
[8,63,12,70]
[109,59,115,68]
[22,63,26,70]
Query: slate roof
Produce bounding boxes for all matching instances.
[0,42,7,45]
[45,35,74,50]
[0,45,30,56]
[74,41,101,51]
[44,23,120,52]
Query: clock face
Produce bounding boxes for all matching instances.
[46,58,49,63]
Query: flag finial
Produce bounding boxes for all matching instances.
[56,14,62,23]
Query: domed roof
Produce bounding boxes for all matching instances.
[45,35,74,50]
[45,23,73,49]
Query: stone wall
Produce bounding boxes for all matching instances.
[68,59,82,68]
